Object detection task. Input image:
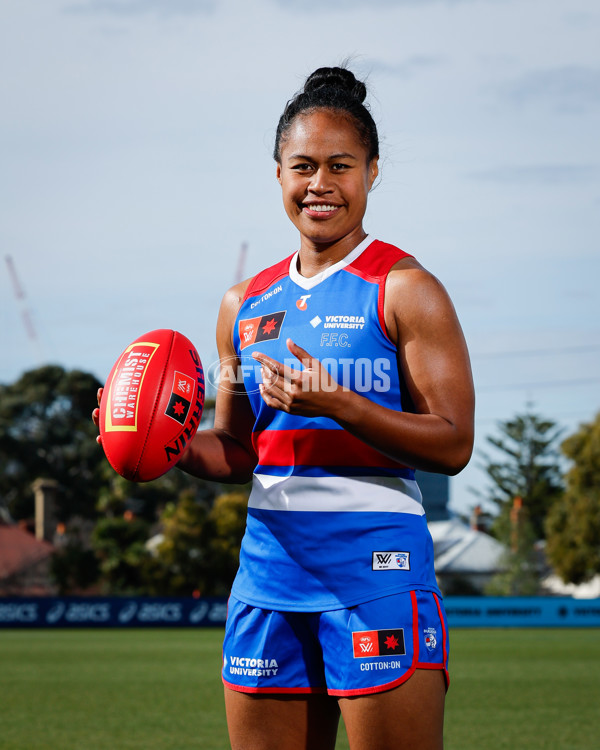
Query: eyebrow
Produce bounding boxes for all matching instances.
[286,152,359,162]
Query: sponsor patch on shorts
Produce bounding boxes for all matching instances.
[352,628,406,658]
[372,551,411,570]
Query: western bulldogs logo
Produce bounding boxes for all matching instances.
[424,627,438,652]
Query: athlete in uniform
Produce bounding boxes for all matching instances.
[95,66,474,750]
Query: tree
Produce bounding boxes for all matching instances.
[545,413,600,584]
[477,409,564,540]
[144,489,249,596]
[91,515,152,594]
[0,366,104,522]
[485,497,541,596]
[203,491,249,594]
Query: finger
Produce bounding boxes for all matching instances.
[255,350,302,384]
[252,351,284,376]
[97,387,104,407]
[286,338,315,369]
[92,407,100,426]
[259,383,290,413]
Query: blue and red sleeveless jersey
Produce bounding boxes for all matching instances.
[230,236,440,611]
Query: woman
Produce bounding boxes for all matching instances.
[97,66,474,749]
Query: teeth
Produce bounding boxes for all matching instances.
[306,204,337,212]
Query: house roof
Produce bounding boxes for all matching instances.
[0,523,54,580]
[429,518,505,574]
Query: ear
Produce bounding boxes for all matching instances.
[368,157,379,190]
[276,162,282,185]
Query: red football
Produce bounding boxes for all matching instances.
[99,329,204,482]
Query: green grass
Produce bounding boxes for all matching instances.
[0,628,598,749]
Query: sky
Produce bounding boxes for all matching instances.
[1,0,599,514]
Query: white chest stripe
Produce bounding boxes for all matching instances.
[249,473,425,515]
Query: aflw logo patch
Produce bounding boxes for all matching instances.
[372,551,411,571]
[164,371,195,424]
[352,629,406,658]
[238,311,286,350]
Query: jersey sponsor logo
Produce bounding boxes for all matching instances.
[164,370,195,424]
[310,315,322,328]
[296,294,311,310]
[372,551,411,570]
[238,311,286,350]
[424,626,438,651]
[352,629,406,658]
[249,284,283,310]
[324,314,365,330]
[226,655,279,677]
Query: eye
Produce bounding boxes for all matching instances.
[331,163,351,171]
[290,163,314,173]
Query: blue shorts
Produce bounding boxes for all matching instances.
[222,590,449,697]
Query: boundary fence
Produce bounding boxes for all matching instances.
[1,596,599,628]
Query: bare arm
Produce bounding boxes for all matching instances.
[176,282,258,484]
[254,258,474,475]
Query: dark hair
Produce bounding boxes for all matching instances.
[274,66,379,163]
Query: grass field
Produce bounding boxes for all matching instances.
[1,628,598,750]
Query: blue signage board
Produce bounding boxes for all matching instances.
[444,596,600,627]
[1,596,599,628]
[0,596,227,628]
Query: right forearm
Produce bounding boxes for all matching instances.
[176,428,257,484]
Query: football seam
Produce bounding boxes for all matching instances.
[134,329,176,481]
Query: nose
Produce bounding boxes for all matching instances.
[308,167,333,194]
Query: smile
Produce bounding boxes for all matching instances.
[301,204,342,216]
[305,204,338,212]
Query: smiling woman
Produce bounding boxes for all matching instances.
[96,64,475,750]
[276,110,378,261]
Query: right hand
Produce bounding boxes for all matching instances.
[92,387,104,446]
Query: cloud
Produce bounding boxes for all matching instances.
[502,65,600,114]
[271,0,477,8]
[468,163,600,186]
[64,0,216,16]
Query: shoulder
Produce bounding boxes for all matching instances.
[347,238,412,279]
[244,254,293,299]
[219,279,252,321]
[384,257,459,342]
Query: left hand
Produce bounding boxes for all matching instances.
[253,339,343,417]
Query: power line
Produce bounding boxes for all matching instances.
[472,344,600,359]
[477,376,600,393]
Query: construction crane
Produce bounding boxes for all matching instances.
[5,255,44,362]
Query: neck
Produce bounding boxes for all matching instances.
[297,228,368,278]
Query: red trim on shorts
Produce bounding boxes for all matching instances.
[328,590,421,697]
[433,592,450,690]
[222,678,327,695]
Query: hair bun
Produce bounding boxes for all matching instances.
[303,66,367,104]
